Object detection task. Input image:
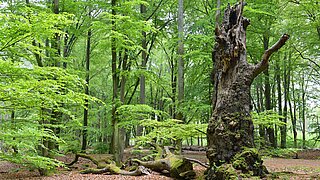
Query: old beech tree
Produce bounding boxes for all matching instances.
[206,1,289,178]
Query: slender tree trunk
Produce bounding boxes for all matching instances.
[111,0,120,165]
[120,49,128,103]
[301,74,306,149]
[11,111,18,154]
[170,58,177,119]
[138,3,147,136]
[276,60,283,148]
[119,49,128,153]
[63,33,68,68]
[177,0,184,120]
[82,27,91,152]
[272,72,278,146]
[206,2,288,178]
[27,0,43,67]
[257,84,266,147]
[52,0,60,67]
[289,79,297,148]
[263,35,276,148]
[175,0,185,154]
[281,54,288,148]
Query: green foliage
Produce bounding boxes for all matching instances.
[0,153,64,171]
[92,142,110,154]
[117,104,207,146]
[117,104,165,128]
[252,110,286,128]
[0,60,95,170]
[0,4,73,64]
[214,164,238,179]
[309,109,320,146]
[136,119,207,146]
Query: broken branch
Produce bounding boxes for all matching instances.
[185,157,209,168]
[294,46,320,70]
[253,34,290,77]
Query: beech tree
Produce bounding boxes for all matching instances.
[206,1,289,178]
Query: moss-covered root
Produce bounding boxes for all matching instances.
[80,164,151,176]
[132,158,171,172]
[133,155,196,179]
[206,149,268,180]
[206,164,239,180]
[232,148,268,177]
[67,153,113,169]
[170,157,195,179]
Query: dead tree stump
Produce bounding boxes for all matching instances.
[206,1,289,179]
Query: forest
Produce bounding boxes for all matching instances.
[0,0,319,179]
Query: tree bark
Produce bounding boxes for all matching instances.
[52,0,60,67]
[119,49,128,158]
[170,57,177,119]
[289,78,297,148]
[111,0,120,165]
[281,53,288,148]
[301,74,306,149]
[276,60,283,148]
[206,1,289,179]
[138,3,147,137]
[272,70,278,146]
[257,84,267,147]
[176,0,185,155]
[177,0,185,120]
[82,27,91,152]
[263,34,276,148]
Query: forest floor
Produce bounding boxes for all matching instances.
[1,149,320,179]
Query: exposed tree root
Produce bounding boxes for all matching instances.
[80,165,151,176]
[66,146,206,179]
[66,153,150,176]
[185,157,209,168]
[67,153,113,168]
[132,146,196,179]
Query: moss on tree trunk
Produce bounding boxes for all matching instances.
[206,1,289,179]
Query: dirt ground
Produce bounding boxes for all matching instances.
[0,150,319,179]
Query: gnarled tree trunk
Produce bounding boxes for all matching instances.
[206,1,289,179]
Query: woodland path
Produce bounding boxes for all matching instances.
[0,150,320,179]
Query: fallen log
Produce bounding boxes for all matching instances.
[132,146,196,179]
[67,153,150,176]
[66,146,207,179]
[80,164,151,176]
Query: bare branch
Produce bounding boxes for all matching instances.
[293,46,320,70]
[195,128,206,135]
[146,0,164,21]
[253,34,290,77]
[185,157,209,168]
